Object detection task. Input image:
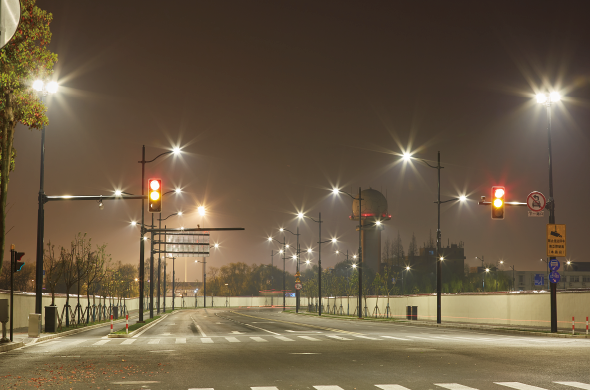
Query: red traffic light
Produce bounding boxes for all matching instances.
[491,186,505,220]
[148,179,162,213]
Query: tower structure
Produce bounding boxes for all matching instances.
[350,188,391,274]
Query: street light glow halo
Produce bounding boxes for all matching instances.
[550,92,561,102]
[33,80,44,91]
[536,93,547,103]
[46,81,58,94]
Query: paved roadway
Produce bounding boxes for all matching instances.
[1,308,589,389]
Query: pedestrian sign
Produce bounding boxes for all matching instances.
[534,274,545,286]
[547,224,566,257]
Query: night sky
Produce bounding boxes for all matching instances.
[7,1,590,282]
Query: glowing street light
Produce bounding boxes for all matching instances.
[198,205,206,216]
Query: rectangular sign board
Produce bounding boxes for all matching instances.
[534,274,545,286]
[547,224,566,257]
[165,232,210,257]
[528,211,544,217]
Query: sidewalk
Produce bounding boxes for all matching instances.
[0,309,141,352]
[288,310,590,338]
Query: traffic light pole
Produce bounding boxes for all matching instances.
[10,247,14,342]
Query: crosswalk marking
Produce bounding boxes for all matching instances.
[435,384,479,390]
[298,336,321,341]
[274,336,294,342]
[121,339,136,345]
[327,335,353,341]
[176,338,186,344]
[225,337,240,343]
[355,335,381,340]
[68,339,86,345]
[201,338,214,343]
[148,339,160,344]
[554,383,590,389]
[41,341,61,347]
[313,386,344,390]
[381,336,411,341]
[93,340,110,346]
[251,387,279,390]
[375,385,412,390]
[250,337,268,342]
[495,383,548,389]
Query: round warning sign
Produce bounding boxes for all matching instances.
[527,191,546,212]
[295,282,302,291]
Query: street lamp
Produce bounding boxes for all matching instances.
[268,236,288,310]
[157,209,182,314]
[402,152,467,324]
[332,188,364,318]
[33,79,58,315]
[536,90,561,333]
[280,226,301,312]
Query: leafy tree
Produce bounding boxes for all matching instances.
[0,0,57,273]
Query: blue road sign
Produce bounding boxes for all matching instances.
[534,274,545,286]
[549,259,560,271]
[549,271,561,283]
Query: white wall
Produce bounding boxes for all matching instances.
[3,291,588,331]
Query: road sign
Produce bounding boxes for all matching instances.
[549,271,561,284]
[549,258,560,271]
[295,282,302,291]
[534,274,545,286]
[527,191,546,212]
[0,0,21,50]
[547,224,566,257]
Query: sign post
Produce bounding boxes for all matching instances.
[547,224,566,257]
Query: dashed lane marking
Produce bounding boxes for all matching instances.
[298,336,321,341]
[229,311,362,335]
[554,383,590,389]
[435,384,480,390]
[274,336,294,342]
[495,383,549,390]
[201,338,213,343]
[225,337,240,343]
[250,337,268,342]
[376,386,412,390]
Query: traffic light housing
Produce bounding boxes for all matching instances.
[148,178,162,213]
[13,252,25,272]
[491,186,505,220]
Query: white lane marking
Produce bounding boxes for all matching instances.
[314,386,345,390]
[201,338,213,343]
[68,339,86,345]
[435,384,480,390]
[290,352,320,355]
[495,383,549,390]
[93,340,110,346]
[112,381,160,385]
[176,338,186,344]
[148,339,160,344]
[298,336,321,341]
[225,337,240,343]
[188,388,214,390]
[355,335,381,340]
[251,387,279,390]
[274,336,294,342]
[160,332,172,336]
[381,336,411,341]
[121,339,136,345]
[406,336,433,340]
[250,337,268,342]
[376,386,412,390]
[326,335,353,341]
[230,331,245,334]
[244,323,280,335]
[554,383,590,389]
[196,325,207,337]
[40,341,61,347]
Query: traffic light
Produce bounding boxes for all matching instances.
[13,252,25,272]
[148,178,162,213]
[491,186,505,220]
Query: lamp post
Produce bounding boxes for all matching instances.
[138,146,180,322]
[33,79,58,315]
[536,91,561,332]
[402,152,467,324]
[280,227,300,312]
[332,188,364,318]
[157,209,182,314]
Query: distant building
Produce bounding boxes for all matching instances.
[411,243,466,281]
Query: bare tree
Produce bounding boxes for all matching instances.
[43,241,63,306]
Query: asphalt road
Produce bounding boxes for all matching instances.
[1,308,589,389]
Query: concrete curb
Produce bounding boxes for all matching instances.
[0,341,24,352]
[108,312,171,338]
[287,311,590,339]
